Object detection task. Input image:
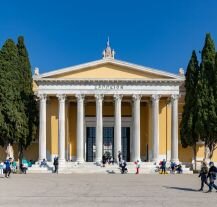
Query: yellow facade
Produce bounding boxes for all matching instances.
[1,60,217,164]
[49,63,172,79]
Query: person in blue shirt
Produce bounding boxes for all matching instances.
[4,158,12,178]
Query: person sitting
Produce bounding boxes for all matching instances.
[11,161,17,173]
[109,157,114,165]
[40,159,47,168]
[176,164,183,174]
[120,160,127,174]
[20,159,28,174]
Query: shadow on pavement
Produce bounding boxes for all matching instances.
[106,170,116,174]
[164,186,197,192]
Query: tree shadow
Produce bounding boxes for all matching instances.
[164,186,198,192]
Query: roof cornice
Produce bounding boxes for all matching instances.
[36,58,184,80]
[34,78,184,84]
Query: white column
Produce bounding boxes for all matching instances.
[57,94,66,167]
[65,101,70,161]
[95,94,104,163]
[132,94,141,162]
[38,94,47,162]
[75,94,85,163]
[151,94,160,162]
[171,94,179,163]
[114,94,123,162]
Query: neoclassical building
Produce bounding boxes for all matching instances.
[33,42,184,167]
[1,42,217,167]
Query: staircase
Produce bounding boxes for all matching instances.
[28,161,193,174]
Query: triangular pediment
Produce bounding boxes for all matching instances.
[36,59,183,80]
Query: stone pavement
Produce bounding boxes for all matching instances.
[0,174,217,207]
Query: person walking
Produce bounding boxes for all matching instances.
[102,154,106,167]
[118,151,122,165]
[4,158,12,178]
[53,157,59,173]
[198,161,209,191]
[135,160,140,174]
[161,159,166,174]
[207,162,217,192]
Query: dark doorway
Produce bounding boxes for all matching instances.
[86,126,130,162]
[86,127,96,162]
[121,127,130,162]
[103,127,114,158]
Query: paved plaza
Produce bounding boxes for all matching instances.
[0,173,217,207]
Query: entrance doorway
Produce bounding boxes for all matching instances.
[86,126,130,162]
[121,127,130,161]
[86,127,96,162]
[86,127,114,162]
[103,127,114,158]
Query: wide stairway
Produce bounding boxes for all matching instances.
[28,162,193,174]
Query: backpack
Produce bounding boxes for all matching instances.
[202,166,208,174]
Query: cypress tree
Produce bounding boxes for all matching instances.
[0,39,26,150]
[0,37,38,163]
[195,33,217,159]
[16,36,38,162]
[180,50,199,168]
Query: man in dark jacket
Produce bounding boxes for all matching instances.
[207,162,217,192]
[118,151,122,165]
[53,157,59,173]
[161,159,166,174]
[198,161,209,191]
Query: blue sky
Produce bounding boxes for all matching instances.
[0,0,217,74]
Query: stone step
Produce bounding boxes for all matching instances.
[28,162,193,174]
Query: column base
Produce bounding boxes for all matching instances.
[151,158,160,164]
[76,159,84,164]
[95,158,102,165]
[58,159,66,169]
[133,157,141,162]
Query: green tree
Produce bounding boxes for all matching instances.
[16,36,38,162]
[0,37,38,164]
[195,33,217,159]
[180,50,199,169]
[0,39,26,150]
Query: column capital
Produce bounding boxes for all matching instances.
[57,94,66,102]
[95,94,104,101]
[113,94,123,101]
[132,94,141,101]
[37,94,47,101]
[171,94,180,102]
[75,94,85,102]
[151,94,161,102]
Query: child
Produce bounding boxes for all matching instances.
[135,160,140,174]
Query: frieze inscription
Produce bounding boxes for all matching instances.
[95,85,124,90]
